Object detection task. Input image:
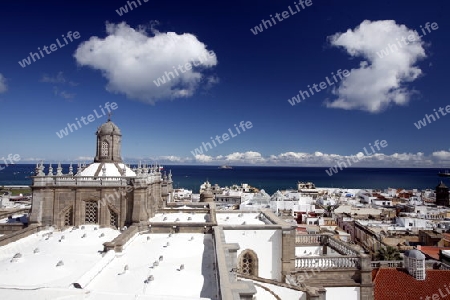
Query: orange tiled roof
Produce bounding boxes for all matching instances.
[418,246,450,260]
[373,268,450,300]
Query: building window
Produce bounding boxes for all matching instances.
[64,206,73,226]
[101,141,109,156]
[85,201,98,224]
[110,208,118,228]
[239,249,258,276]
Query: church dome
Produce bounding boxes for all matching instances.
[404,249,425,260]
[97,120,121,136]
[200,190,214,202]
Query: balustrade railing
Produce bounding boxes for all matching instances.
[296,234,359,256]
[33,176,131,186]
[295,256,360,269]
[295,234,323,244]
[370,261,403,268]
[327,236,359,256]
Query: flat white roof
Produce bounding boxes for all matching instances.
[216,212,266,225]
[87,233,218,299]
[0,225,120,289]
[78,163,136,177]
[149,212,210,223]
[243,279,303,300]
[0,229,218,299]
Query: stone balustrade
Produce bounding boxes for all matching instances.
[371,260,450,270]
[370,261,403,268]
[295,234,323,245]
[327,236,359,256]
[295,256,360,269]
[296,233,359,256]
[32,176,141,187]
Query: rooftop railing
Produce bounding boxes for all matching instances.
[295,256,360,269]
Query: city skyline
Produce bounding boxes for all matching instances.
[0,0,449,167]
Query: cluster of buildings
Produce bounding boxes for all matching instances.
[0,119,450,299]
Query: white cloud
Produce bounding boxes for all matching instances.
[42,72,77,100]
[76,156,94,162]
[432,151,450,161]
[225,151,265,164]
[40,72,78,86]
[40,72,66,84]
[0,73,8,93]
[53,87,76,100]
[178,150,447,167]
[193,154,214,163]
[74,22,218,104]
[327,20,426,113]
[22,150,450,167]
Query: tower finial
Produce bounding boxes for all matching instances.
[108,112,112,121]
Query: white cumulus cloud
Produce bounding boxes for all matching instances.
[74,22,217,104]
[225,151,265,164]
[432,151,450,161]
[327,20,427,113]
[0,73,8,93]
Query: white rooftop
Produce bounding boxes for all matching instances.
[78,162,136,177]
[0,225,120,289]
[217,212,267,225]
[87,233,218,300]
[149,212,210,223]
[242,279,303,299]
[0,229,218,299]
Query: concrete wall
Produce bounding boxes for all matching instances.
[325,287,360,300]
[213,227,257,300]
[223,229,282,281]
[0,224,43,247]
[0,223,25,235]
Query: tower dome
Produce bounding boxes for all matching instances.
[97,120,121,135]
[94,118,122,163]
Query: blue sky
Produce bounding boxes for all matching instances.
[0,0,449,167]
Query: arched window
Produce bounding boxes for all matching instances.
[101,141,109,156]
[64,206,73,226]
[239,249,258,276]
[109,208,118,228]
[85,201,98,224]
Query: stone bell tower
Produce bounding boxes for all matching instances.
[94,117,122,163]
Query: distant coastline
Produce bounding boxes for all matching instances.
[0,164,445,195]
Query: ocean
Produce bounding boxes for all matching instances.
[0,164,447,195]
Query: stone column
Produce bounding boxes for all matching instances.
[359,254,374,300]
[74,190,82,227]
[132,178,149,223]
[281,226,296,280]
[41,188,55,226]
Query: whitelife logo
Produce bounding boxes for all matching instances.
[18,31,81,68]
[376,22,439,59]
[250,0,313,35]
[288,69,350,106]
[55,102,118,139]
[0,154,21,171]
[153,51,216,87]
[413,105,450,129]
[115,0,149,16]
[191,121,253,157]
[325,140,388,176]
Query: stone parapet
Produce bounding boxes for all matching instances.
[213,226,257,300]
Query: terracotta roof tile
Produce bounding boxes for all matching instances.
[418,246,450,260]
[373,268,450,300]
